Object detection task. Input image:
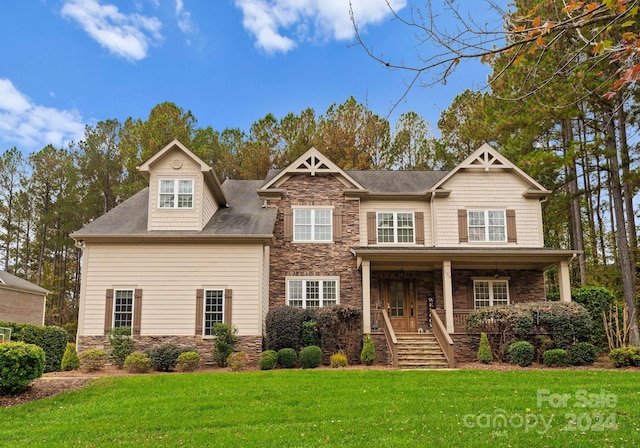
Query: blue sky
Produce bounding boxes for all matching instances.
[0,0,504,153]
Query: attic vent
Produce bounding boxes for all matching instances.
[171,159,182,169]
[317,163,329,170]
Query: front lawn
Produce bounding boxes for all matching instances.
[1,369,639,446]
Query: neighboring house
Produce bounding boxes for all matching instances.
[0,271,49,326]
[71,140,576,366]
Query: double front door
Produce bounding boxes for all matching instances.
[380,279,417,332]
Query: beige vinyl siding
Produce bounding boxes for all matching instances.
[261,246,270,333]
[202,184,218,228]
[147,150,204,231]
[434,170,543,247]
[78,243,264,337]
[359,200,431,246]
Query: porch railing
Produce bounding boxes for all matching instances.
[380,309,398,368]
[370,309,383,332]
[430,309,456,368]
[434,309,473,333]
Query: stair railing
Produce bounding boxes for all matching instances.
[380,309,398,368]
[430,309,456,368]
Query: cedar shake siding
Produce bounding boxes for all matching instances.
[267,173,362,309]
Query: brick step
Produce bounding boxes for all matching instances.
[398,361,449,369]
[394,334,449,369]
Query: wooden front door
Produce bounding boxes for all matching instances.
[380,279,417,332]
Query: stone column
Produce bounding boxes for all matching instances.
[362,260,371,333]
[558,260,572,303]
[442,260,454,333]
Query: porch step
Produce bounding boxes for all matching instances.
[395,334,450,369]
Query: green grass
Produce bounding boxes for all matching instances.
[1,369,639,447]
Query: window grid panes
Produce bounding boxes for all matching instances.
[158,179,193,209]
[474,280,509,309]
[114,290,133,328]
[377,212,415,244]
[468,210,506,242]
[204,290,224,336]
[293,209,332,242]
[288,279,338,309]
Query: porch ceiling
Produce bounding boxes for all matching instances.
[352,246,578,271]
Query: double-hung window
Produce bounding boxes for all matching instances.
[159,179,193,208]
[287,278,338,309]
[377,212,415,243]
[113,289,134,328]
[474,280,509,309]
[293,208,332,242]
[468,210,506,242]
[203,289,224,336]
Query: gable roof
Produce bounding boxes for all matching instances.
[138,139,228,207]
[259,147,366,192]
[432,143,551,198]
[0,271,49,295]
[70,180,277,243]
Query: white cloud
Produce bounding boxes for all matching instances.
[61,0,162,61]
[0,79,85,150]
[234,0,406,54]
[175,0,194,35]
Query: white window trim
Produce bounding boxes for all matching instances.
[467,209,507,242]
[376,211,415,244]
[158,178,194,209]
[473,279,510,309]
[113,288,134,330]
[203,288,225,338]
[293,206,333,243]
[286,276,340,309]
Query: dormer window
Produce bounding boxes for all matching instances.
[158,179,193,209]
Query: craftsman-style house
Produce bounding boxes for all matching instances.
[71,140,576,367]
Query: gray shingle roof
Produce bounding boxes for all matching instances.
[262,169,449,192]
[72,180,276,238]
[0,271,49,294]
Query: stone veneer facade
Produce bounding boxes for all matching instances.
[77,335,263,365]
[266,174,362,310]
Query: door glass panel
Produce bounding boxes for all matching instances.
[390,281,404,317]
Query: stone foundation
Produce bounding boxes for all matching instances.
[77,335,263,365]
[370,333,392,366]
[451,334,480,363]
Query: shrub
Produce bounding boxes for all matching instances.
[0,321,69,372]
[571,287,617,350]
[265,305,304,351]
[258,350,278,370]
[507,341,535,367]
[0,342,45,394]
[277,348,297,368]
[315,304,362,364]
[609,346,640,368]
[477,332,493,364]
[543,349,567,367]
[568,342,597,366]
[108,326,136,369]
[299,345,322,369]
[301,321,320,347]
[123,352,151,373]
[212,323,238,367]
[226,351,249,371]
[79,349,107,372]
[360,334,376,366]
[146,344,182,372]
[330,352,348,368]
[176,351,201,372]
[61,343,80,371]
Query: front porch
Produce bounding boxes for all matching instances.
[354,247,577,367]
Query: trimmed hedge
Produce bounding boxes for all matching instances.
[259,350,278,370]
[277,348,297,368]
[568,342,597,366]
[61,343,80,371]
[330,352,348,368]
[477,332,493,364]
[360,334,376,366]
[79,349,107,372]
[508,341,535,367]
[299,345,322,369]
[145,344,182,371]
[176,351,201,372]
[0,341,45,394]
[609,346,640,368]
[123,352,151,373]
[0,321,68,372]
[543,349,567,367]
[265,306,304,351]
